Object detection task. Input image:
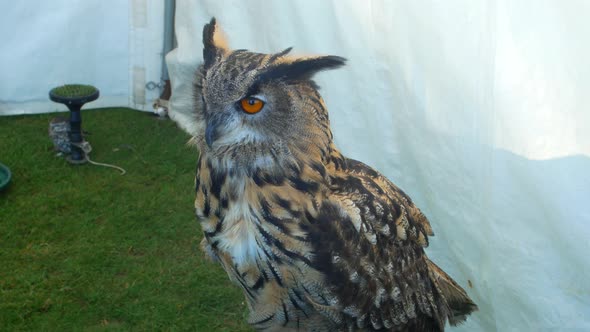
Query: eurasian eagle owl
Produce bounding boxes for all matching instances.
[192,18,477,331]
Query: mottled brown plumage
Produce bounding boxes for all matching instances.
[192,18,477,331]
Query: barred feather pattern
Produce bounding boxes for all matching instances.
[193,18,476,331]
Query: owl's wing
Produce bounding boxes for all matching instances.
[305,158,475,330]
[335,158,434,246]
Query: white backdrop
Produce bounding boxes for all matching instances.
[167,1,590,330]
[0,0,165,115]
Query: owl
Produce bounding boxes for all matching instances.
[192,18,477,331]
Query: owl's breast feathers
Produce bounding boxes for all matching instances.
[196,149,476,331]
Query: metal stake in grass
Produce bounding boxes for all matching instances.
[49,84,99,164]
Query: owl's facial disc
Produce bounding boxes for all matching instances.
[204,93,269,149]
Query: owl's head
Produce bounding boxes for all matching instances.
[195,18,345,173]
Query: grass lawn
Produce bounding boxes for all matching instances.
[0,108,251,331]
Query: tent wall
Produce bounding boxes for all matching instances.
[166,1,590,330]
[0,0,165,116]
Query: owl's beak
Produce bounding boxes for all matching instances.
[205,117,221,148]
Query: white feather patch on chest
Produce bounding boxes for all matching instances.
[214,193,262,266]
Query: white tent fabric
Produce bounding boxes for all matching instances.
[167,0,590,330]
[0,0,165,115]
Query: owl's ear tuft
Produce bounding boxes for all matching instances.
[202,18,229,69]
[257,55,346,87]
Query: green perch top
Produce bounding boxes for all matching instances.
[50,84,98,98]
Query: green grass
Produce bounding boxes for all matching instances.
[50,85,97,98]
[0,108,252,331]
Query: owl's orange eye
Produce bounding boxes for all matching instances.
[240,97,264,114]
